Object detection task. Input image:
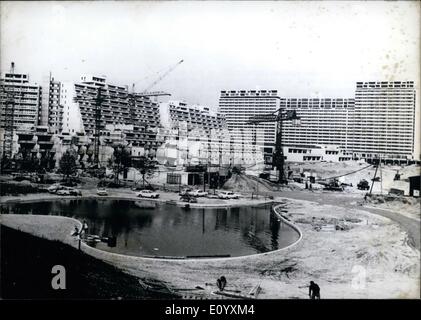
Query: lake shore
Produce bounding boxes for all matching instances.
[1,192,419,299]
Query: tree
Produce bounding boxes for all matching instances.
[110,144,131,184]
[132,156,156,188]
[59,150,77,180]
[232,166,243,175]
[15,148,40,173]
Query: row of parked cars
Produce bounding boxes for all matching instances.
[179,188,241,201]
[47,184,82,196]
[46,183,241,201]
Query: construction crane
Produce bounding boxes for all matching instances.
[247,108,301,184]
[142,59,184,93]
[132,59,184,98]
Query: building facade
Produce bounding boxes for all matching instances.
[281,98,355,149]
[159,100,226,133]
[218,90,280,165]
[55,75,162,157]
[0,69,42,131]
[282,144,353,163]
[156,126,264,168]
[46,77,62,133]
[350,81,417,162]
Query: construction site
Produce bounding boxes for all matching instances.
[1,1,420,301]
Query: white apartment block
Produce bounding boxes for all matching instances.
[156,127,264,168]
[45,77,62,133]
[159,100,226,133]
[60,81,85,135]
[283,144,353,163]
[218,90,280,165]
[351,81,417,162]
[282,98,355,149]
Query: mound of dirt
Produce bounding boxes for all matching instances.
[222,174,276,193]
[367,194,419,205]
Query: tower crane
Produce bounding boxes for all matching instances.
[247,108,301,184]
[132,59,184,98]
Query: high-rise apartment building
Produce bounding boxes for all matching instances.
[0,68,42,131]
[351,81,416,161]
[282,98,355,149]
[218,90,280,165]
[45,77,62,133]
[219,83,417,164]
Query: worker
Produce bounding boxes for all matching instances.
[309,281,320,299]
[220,276,227,291]
[71,226,80,237]
[82,220,89,239]
[217,276,227,291]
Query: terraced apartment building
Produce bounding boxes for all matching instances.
[55,75,162,152]
[159,100,226,133]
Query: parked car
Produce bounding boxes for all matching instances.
[189,189,208,197]
[56,189,71,196]
[47,184,66,194]
[179,188,193,196]
[68,188,82,196]
[206,194,219,199]
[56,187,82,196]
[180,194,198,203]
[137,190,160,198]
[132,184,155,191]
[97,188,108,196]
[217,191,240,199]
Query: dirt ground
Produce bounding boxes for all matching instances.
[1,194,419,299]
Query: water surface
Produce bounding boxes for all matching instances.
[1,199,299,258]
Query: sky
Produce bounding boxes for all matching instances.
[0,1,420,108]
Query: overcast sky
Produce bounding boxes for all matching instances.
[0,1,420,107]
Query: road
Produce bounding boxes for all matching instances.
[277,190,420,250]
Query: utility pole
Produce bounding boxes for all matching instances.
[369,159,379,195]
[380,154,383,195]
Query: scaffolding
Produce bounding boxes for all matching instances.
[1,89,15,160]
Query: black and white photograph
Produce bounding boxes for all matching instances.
[0,0,420,307]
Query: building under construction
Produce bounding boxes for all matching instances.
[0,63,42,160]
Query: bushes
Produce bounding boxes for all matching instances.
[0,182,44,196]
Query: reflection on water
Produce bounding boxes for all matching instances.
[1,200,299,257]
